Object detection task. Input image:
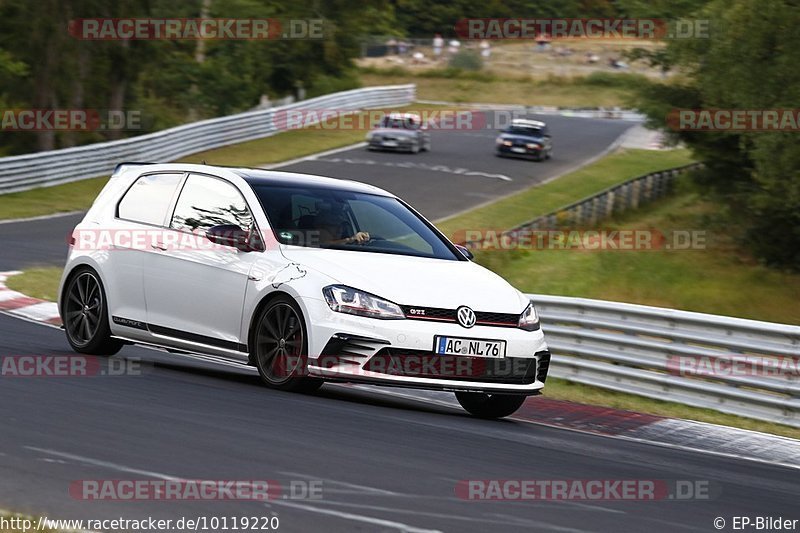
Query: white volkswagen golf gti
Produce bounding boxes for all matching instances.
[59,163,550,418]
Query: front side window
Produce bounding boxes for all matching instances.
[380,115,420,130]
[252,185,459,260]
[171,174,253,233]
[117,173,183,226]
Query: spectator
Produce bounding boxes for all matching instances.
[480,39,491,58]
[432,33,444,58]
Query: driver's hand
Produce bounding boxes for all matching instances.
[348,231,370,244]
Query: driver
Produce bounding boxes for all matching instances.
[315,200,369,245]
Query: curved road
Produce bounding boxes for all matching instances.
[0,114,631,270]
[2,114,798,532]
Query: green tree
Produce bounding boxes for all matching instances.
[635,0,800,269]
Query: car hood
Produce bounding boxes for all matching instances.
[369,128,418,138]
[280,247,528,313]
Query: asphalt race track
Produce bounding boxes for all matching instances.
[2,114,798,532]
[2,314,799,532]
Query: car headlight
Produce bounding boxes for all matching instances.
[502,140,513,146]
[495,137,504,144]
[518,301,540,331]
[366,132,374,140]
[526,142,541,149]
[322,285,405,320]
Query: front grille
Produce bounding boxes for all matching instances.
[536,350,551,383]
[364,348,537,384]
[400,305,519,328]
[314,333,390,367]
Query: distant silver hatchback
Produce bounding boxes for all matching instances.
[366,112,432,153]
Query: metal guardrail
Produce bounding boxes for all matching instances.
[0,84,416,194]
[516,163,702,231]
[528,294,800,428]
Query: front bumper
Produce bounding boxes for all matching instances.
[496,145,544,159]
[367,138,414,152]
[301,297,549,394]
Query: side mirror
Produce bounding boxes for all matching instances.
[206,224,254,252]
[455,244,474,260]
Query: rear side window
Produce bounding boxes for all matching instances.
[117,173,183,226]
[170,174,253,233]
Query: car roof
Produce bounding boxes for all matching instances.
[510,119,546,128]
[114,163,395,197]
[235,169,394,196]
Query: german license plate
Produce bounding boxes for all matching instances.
[382,140,398,147]
[434,336,506,358]
[511,147,527,153]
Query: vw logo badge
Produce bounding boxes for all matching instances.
[456,306,476,328]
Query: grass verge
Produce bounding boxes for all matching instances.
[0,511,63,532]
[0,177,108,221]
[359,70,640,107]
[0,104,459,221]
[5,267,62,301]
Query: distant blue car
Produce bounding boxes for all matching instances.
[495,119,552,161]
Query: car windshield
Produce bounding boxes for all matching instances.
[251,184,460,260]
[379,116,420,130]
[506,126,544,136]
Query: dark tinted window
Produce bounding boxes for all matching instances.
[379,115,420,130]
[252,185,459,260]
[117,173,183,226]
[506,125,544,136]
[171,174,253,233]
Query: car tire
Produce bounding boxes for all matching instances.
[62,267,124,356]
[253,295,323,393]
[455,391,527,419]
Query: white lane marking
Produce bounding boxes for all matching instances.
[0,271,22,283]
[279,471,399,495]
[25,447,184,481]
[0,289,27,302]
[260,142,368,169]
[0,309,62,330]
[9,301,59,322]
[313,157,513,181]
[0,210,84,225]
[308,499,598,529]
[265,500,442,533]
